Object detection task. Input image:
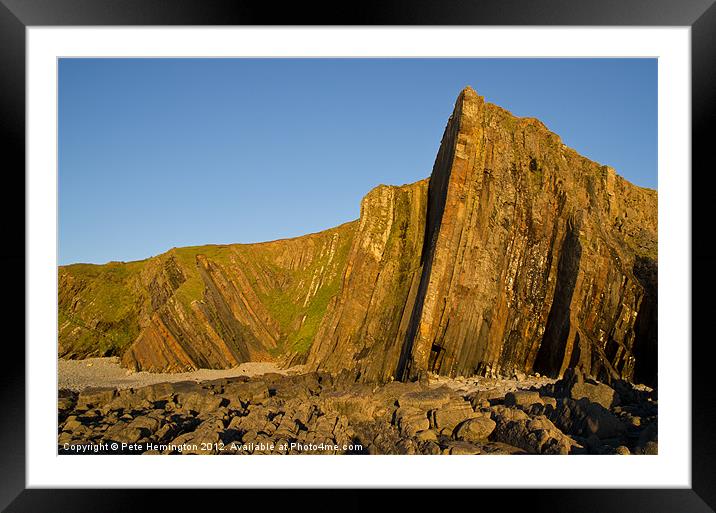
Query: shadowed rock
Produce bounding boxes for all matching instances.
[57,367,656,455]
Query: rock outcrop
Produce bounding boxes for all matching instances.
[398,88,657,386]
[305,180,429,382]
[59,222,356,371]
[306,87,657,386]
[58,367,657,455]
[59,86,657,386]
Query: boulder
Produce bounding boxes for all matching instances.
[432,400,478,432]
[443,440,482,455]
[491,414,579,455]
[556,368,619,409]
[168,417,224,454]
[615,445,631,455]
[319,384,400,423]
[397,387,454,411]
[103,421,144,445]
[505,391,543,409]
[480,442,527,455]
[222,380,270,406]
[58,431,74,446]
[549,397,626,439]
[415,429,438,442]
[127,415,160,436]
[394,407,430,437]
[76,387,117,409]
[569,381,619,410]
[154,422,178,443]
[58,390,77,417]
[490,405,530,423]
[421,441,441,454]
[133,382,177,403]
[634,441,658,455]
[62,416,83,433]
[107,390,141,411]
[175,390,226,414]
[465,389,504,410]
[455,417,497,442]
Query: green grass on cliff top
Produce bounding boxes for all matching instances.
[58,260,146,357]
[59,221,358,359]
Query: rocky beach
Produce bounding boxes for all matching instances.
[58,86,658,456]
[59,361,656,455]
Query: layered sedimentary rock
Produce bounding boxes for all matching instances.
[58,87,657,385]
[400,88,658,385]
[305,88,657,386]
[59,222,356,371]
[304,180,428,382]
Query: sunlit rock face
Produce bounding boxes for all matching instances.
[306,87,656,386]
[391,88,657,387]
[58,87,657,387]
[59,223,357,372]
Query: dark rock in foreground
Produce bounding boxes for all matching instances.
[58,368,656,456]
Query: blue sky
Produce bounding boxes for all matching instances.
[59,58,657,265]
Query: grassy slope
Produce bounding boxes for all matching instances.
[257,225,355,354]
[58,222,356,360]
[58,260,147,357]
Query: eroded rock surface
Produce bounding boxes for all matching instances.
[58,367,656,456]
[58,87,657,388]
[392,88,657,386]
[59,224,356,371]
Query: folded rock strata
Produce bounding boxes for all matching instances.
[59,222,356,372]
[58,87,657,386]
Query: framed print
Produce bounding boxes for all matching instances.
[2,0,714,511]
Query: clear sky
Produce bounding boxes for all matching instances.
[59,58,657,265]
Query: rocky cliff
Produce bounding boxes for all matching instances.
[395,88,657,386]
[59,222,356,371]
[58,87,657,386]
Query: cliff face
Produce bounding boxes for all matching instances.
[305,180,429,382]
[58,87,657,386]
[302,88,656,386]
[393,88,657,386]
[59,222,356,371]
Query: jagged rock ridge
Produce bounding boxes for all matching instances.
[58,87,657,386]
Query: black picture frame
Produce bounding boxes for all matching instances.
[1,1,713,511]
